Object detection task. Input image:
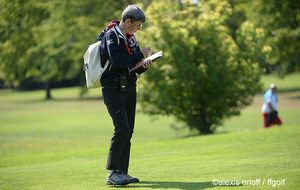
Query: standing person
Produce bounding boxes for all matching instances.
[97,5,153,185]
[261,83,282,128]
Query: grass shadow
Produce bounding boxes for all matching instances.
[14,96,103,104]
[277,87,300,93]
[50,96,103,101]
[289,95,300,100]
[112,181,216,189]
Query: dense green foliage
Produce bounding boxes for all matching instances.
[0,0,123,98]
[234,21,274,74]
[0,0,48,87]
[138,0,262,133]
[242,0,300,74]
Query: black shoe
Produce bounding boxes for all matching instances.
[121,172,139,183]
[105,171,129,185]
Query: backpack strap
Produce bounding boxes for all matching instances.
[110,27,120,45]
[106,27,120,71]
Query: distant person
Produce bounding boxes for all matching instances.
[261,83,282,128]
[97,5,153,186]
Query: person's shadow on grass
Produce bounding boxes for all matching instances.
[113,181,215,189]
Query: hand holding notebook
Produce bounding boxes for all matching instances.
[130,51,163,73]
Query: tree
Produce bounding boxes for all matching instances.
[245,0,300,75]
[138,0,262,134]
[0,0,49,89]
[226,0,247,40]
[235,21,273,73]
[0,0,123,98]
[23,0,122,99]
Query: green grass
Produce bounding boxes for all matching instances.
[217,73,300,133]
[261,73,300,92]
[0,74,300,189]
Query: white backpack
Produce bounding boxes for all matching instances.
[83,28,119,88]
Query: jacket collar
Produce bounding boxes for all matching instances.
[97,20,135,41]
[115,25,126,39]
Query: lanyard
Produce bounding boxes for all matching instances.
[122,39,132,75]
[123,39,132,55]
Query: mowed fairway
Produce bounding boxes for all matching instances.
[0,74,300,189]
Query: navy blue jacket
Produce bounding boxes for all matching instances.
[99,28,144,86]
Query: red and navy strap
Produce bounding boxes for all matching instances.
[123,39,133,55]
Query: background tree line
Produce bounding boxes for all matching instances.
[0,0,130,98]
[0,0,299,133]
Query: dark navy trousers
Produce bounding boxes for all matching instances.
[102,80,136,172]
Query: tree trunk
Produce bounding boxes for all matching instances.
[143,0,151,9]
[188,112,213,134]
[199,109,213,134]
[200,123,213,134]
[45,83,52,100]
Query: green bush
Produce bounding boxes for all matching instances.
[138,0,262,134]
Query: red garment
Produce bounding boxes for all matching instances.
[97,20,137,53]
[262,112,282,128]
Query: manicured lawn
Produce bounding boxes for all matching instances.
[218,73,300,133]
[0,74,299,189]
